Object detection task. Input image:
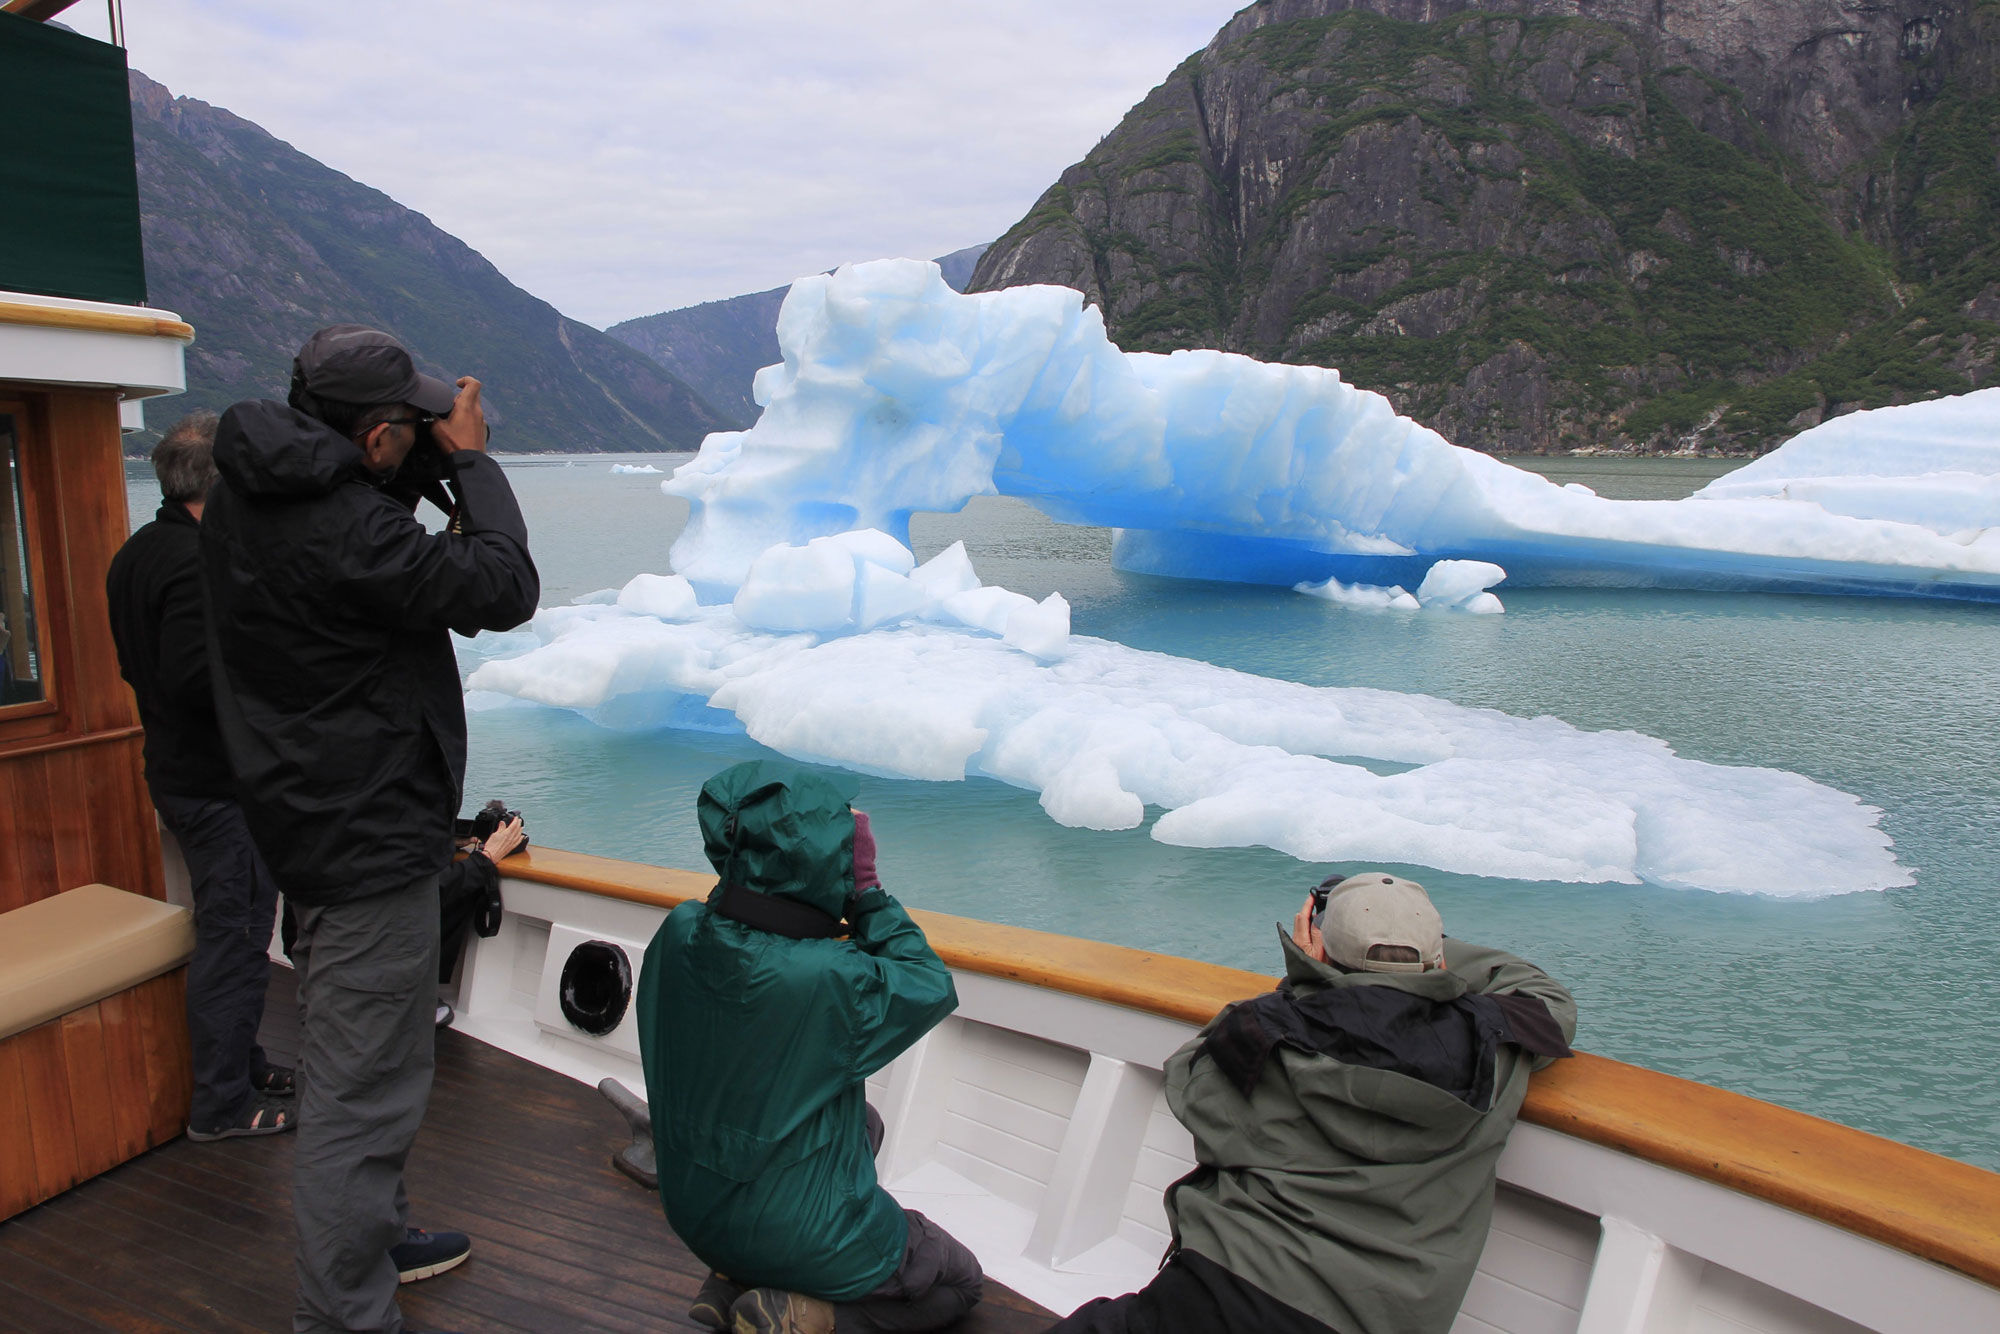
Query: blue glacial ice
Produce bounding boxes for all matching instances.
[460,257,1993,896]
[665,258,2000,602]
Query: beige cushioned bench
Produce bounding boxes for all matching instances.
[0,884,197,1220]
[0,883,194,1041]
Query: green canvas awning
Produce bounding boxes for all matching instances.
[0,12,146,305]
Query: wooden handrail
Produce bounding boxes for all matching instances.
[0,300,194,343]
[501,844,2000,1289]
[1,1,86,20]
[0,724,142,761]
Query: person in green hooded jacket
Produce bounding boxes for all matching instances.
[1048,871,1575,1334]
[638,760,984,1334]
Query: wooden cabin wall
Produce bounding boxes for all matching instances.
[0,385,161,912]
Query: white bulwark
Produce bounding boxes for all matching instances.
[0,289,191,432]
[339,855,2000,1334]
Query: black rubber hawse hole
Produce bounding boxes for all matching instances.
[558,940,632,1037]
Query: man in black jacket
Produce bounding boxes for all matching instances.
[203,326,539,1334]
[108,412,292,1142]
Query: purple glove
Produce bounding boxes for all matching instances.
[851,810,880,895]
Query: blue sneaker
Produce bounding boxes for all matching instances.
[391,1227,471,1283]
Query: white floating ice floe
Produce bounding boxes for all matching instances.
[466,534,1906,898]
[610,462,662,475]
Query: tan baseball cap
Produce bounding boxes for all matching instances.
[1319,871,1444,974]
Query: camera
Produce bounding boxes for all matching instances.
[457,798,527,851]
[1309,873,1347,923]
[401,414,450,480]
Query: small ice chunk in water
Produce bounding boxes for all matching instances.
[617,573,698,620]
[1416,560,1507,613]
[1295,576,1420,611]
[611,463,662,475]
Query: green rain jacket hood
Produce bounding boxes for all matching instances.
[637,761,958,1301]
[697,760,858,919]
[1165,931,1577,1334]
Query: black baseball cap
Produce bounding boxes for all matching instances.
[292,325,457,414]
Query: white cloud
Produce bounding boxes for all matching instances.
[75,1,1249,326]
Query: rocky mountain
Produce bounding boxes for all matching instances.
[971,0,2000,453]
[609,245,988,427]
[130,69,729,452]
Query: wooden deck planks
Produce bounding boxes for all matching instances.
[0,964,1058,1332]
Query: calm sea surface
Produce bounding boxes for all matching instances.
[128,452,2000,1169]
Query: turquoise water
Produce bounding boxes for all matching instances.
[128,454,2000,1169]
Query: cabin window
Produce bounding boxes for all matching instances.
[0,413,45,706]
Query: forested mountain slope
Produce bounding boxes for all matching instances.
[131,70,729,452]
[971,0,2000,452]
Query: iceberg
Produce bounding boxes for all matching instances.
[465,534,1907,897]
[665,259,2000,602]
[611,462,662,475]
[464,260,1978,894]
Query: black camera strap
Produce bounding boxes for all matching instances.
[709,881,845,940]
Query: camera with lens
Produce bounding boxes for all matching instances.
[1309,872,1347,923]
[462,798,526,849]
[396,413,450,483]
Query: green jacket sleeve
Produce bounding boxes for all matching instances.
[839,891,958,1080]
[1443,937,1578,1064]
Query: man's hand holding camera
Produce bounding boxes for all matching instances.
[429,377,488,455]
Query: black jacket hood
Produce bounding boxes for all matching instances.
[215,399,368,500]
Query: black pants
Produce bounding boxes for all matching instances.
[829,1104,983,1333]
[154,791,282,1130]
[1047,1251,1334,1334]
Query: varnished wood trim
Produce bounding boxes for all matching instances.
[501,844,2000,1288]
[0,723,141,760]
[1524,1052,2000,1287]
[0,300,193,343]
[504,847,712,906]
[1,0,85,20]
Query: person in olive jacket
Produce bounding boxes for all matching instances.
[639,760,983,1334]
[202,326,538,1334]
[1049,872,1575,1334]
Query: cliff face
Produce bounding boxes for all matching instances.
[131,70,729,451]
[971,0,2000,452]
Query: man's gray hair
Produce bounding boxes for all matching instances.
[153,411,221,504]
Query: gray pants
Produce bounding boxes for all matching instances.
[290,878,441,1334]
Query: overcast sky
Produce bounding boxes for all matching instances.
[64,1,1249,328]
